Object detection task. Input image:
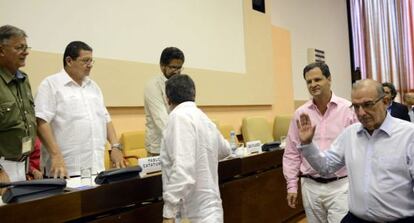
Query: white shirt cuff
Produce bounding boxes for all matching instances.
[163,200,178,219]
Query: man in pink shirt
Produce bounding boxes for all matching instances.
[283,62,357,222]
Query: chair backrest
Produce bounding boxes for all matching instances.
[104,144,111,170]
[218,124,235,140]
[273,115,293,141]
[241,116,274,143]
[120,130,145,150]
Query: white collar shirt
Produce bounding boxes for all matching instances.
[144,75,169,154]
[300,114,414,222]
[160,102,231,222]
[35,69,110,176]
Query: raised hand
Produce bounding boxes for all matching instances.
[296,113,316,145]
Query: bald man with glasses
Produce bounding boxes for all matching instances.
[297,79,414,222]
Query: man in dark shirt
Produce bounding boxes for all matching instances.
[382,82,410,121]
[0,25,36,187]
[404,92,414,123]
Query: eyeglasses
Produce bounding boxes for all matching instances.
[77,58,95,65]
[166,65,183,71]
[350,96,384,111]
[3,44,31,53]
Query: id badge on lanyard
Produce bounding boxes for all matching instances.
[21,136,32,156]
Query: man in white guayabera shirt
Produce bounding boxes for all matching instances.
[35,41,127,178]
[297,79,414,223]
[160,74,231,223]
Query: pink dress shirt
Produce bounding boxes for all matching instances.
[283,93,357,193]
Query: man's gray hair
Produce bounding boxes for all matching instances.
[0,25,27,44]
[352,79,385,98]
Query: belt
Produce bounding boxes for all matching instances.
[300,175,347,184]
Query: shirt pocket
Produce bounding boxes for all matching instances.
[56,94,85,121]
[0,101,20,129]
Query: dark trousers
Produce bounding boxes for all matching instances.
[341,212,414,223]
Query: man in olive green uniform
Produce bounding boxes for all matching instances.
[0,25,36,186]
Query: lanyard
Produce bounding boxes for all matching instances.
[8,78,30,136]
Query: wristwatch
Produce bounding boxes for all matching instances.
[111,143,123,150]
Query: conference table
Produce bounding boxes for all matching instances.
[0,149,304,223]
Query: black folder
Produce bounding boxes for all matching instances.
[94,165,142,185]
[261,141,281,152]
[1,179,66,203]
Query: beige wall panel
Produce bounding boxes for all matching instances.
[271,0,352,101]
[21,0,274,106]
[108,24,295,135]
[13,0,294,136]
[272,27,294,115]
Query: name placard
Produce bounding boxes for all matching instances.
[139,156,161,176]
[245,140,262,154]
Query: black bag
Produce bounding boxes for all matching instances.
[1,179,66,203]
[94,165,142,185]
[261,141,281,152]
